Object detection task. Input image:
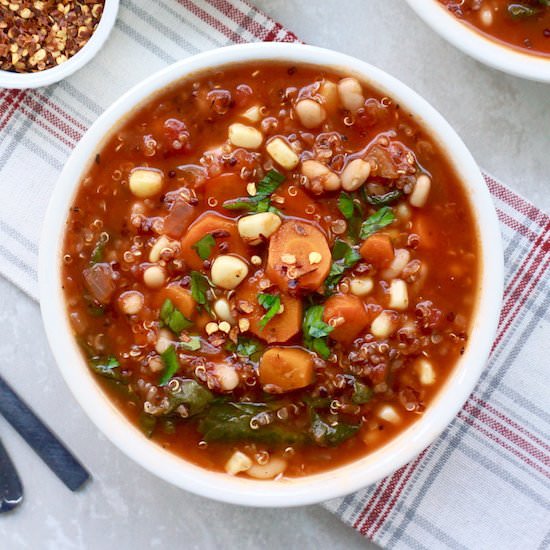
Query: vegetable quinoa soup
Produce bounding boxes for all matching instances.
[62,62,479,480]
[439,0,550,56]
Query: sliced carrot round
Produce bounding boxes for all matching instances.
[323,294,370,343]
[266,220,331,293]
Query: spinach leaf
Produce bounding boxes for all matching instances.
[365,189,402,207]
[139,412,157,438]
[359,206,395,239]
[159,345,180,386]
[192,234,216,261]
[325,240,361,293]
[303,305,333,359]
[190,271,212,315]
[309,412,360,447]
[352,381,373,404]
[160,299,193,334]
[222,170,284,213]
[258,293,282,329]
[198,402,304,444]
[165,378,213,417]
[90,355,121,381]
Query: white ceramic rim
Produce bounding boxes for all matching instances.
[39,42,503,507]
[0,0,119,89]
[404,0,550,82]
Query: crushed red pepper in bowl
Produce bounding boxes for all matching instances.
[0,0,105,73]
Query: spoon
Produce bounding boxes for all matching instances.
[0,437,23,513]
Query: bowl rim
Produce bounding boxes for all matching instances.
[0,0,119,89]
[404,0,550,82]
[39,42,503,507]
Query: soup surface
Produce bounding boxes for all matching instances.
[62,62,478,479]
[439,0,550,56]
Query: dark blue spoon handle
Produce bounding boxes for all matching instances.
[0,438,23,513]
[0,375,90,491]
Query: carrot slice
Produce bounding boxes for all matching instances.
[359,233,394,268]
[259,347,314,392]
[323,294,370,343]
[180,212,249,270]
[234,277,302,343]
[266,220,331,293]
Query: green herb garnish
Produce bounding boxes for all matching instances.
[138,412,157,438]
[258,293,282,329]
[90,233,109,264]
[190,271,212,315]
[325,240,361,293]
[90,355,121,381]
[303,305,334,359]
[337,192,355,220]
[223,170,284,213]
[508,3,540,18]
[179,336,201,351]
[359,206,395,239]
[365,189,402,207]
[192,234,216,261]
[236,337,263,358]
[165,379,213,417]
[159,345,180,386]
[160,299,193,334]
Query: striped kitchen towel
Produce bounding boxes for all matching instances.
[0,1,548,548]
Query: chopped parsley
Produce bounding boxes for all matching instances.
[337,192,355,220]
[179,336,201,352]
[325,240,361,294]
[160,299,193,334]
[223,170,284,213]
[302,305,334,359]
[192,234,216,261]
[364,189,402,207]
[258,293,282,329]
[359,206,395,239]
[190,271,212,315]
[159,345,180,386]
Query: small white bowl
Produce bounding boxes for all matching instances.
[405,0,550,82]
[39,43,503,507]
[0,0,119,89]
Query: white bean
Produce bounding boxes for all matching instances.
[382,248,411,279]
[118,290,144,315]
[237,212,282,245]
[129,168,163,198]
[301,160,341,191]
[155,328,173,354]
[143,265,166,288]
[318,80,339,112]
[212,363,240,391]
[211,255,248,289]
[213,298,235,324]
[246,457,287,479]
[228,123,263,149]
[295,99,326,128]
[409,174,431,208]
[341,158,371,191]
[350,277,374,297]
[388,279,409,311]
[371,310,397,339]
[266,137,300,170]
[377,404,401,424]
[338,77,365,112]
[241,105,261,123]
[416,358,436,385]
[225,451,252,475]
